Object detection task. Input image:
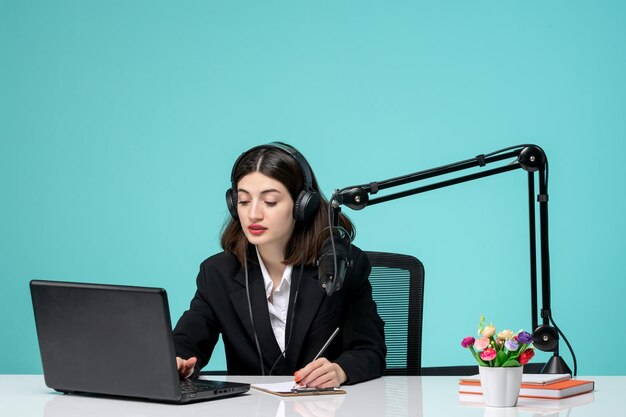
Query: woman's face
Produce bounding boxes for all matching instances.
[236,172,296,256]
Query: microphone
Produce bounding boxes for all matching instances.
[317,232,351,296]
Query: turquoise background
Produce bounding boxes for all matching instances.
[1,1,625,375]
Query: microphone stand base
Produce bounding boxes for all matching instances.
[541,354,572,375]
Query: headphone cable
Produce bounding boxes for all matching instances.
[244,250,265,376]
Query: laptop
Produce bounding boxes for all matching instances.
[30,280,250,404]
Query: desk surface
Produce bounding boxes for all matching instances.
[0,375,621,417]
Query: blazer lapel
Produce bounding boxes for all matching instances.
[230,262,283,373]
[284,265,325,370]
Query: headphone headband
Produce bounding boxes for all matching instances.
[229,142,315,193]
[226,142,320,223]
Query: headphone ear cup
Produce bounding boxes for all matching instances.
[225,188,239,220]
[293,190,320,223]
[532,324,559,352]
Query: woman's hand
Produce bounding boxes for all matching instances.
[176,356,197,378]
[294,358,347,388]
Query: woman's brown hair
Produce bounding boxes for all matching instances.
[220,145,354,266]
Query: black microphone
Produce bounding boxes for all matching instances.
[317,234,351,296]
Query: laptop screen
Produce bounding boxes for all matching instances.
[30,280,185,401]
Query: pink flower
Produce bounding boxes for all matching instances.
[474,336,490,351]
[480,347,497,361]
[519,348,535,365]
[461,337,475,348]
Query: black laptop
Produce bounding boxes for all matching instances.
[30,280,250,404]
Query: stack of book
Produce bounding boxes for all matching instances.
[458,373,595,406]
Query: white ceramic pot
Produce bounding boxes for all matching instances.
[478,366,523,407]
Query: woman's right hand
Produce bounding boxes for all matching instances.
[176,356,197,378]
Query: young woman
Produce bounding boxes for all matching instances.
[173,142,385,387]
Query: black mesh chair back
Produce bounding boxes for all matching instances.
[366,251,424,376]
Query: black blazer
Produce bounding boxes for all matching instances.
[173,245,386,384]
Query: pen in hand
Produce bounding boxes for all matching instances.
[293,327,340,390]
[312,327,340,362]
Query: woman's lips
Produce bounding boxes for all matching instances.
[248,225,267,235]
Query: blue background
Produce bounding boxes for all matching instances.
[2,1,624,375]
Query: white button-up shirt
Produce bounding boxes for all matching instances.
[256,248,293,353]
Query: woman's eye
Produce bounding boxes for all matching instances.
[265,201,277,207]
[237,200,250,206]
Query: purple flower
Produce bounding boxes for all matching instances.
[505,338,519,351]
[461,337,475,348]
[517,331,533,344]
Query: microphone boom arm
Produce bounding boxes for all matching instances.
[330,144,572,374]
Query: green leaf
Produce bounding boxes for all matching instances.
[508,346,528,362]
[470,347,488,366]
[495,350,508,367]
[502,359,522,368]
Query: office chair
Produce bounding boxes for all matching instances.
[365,251,424,376]
[365,251,544,377]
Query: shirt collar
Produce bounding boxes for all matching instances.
[255,246,292,300]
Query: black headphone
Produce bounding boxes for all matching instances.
[225,142,321,224]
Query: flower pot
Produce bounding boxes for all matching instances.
[478,366,523,407]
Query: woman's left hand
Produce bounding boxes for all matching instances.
[294,358,347,388]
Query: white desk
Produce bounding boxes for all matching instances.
[0,375,620,417]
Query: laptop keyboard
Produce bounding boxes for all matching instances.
[180,379,221,394]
